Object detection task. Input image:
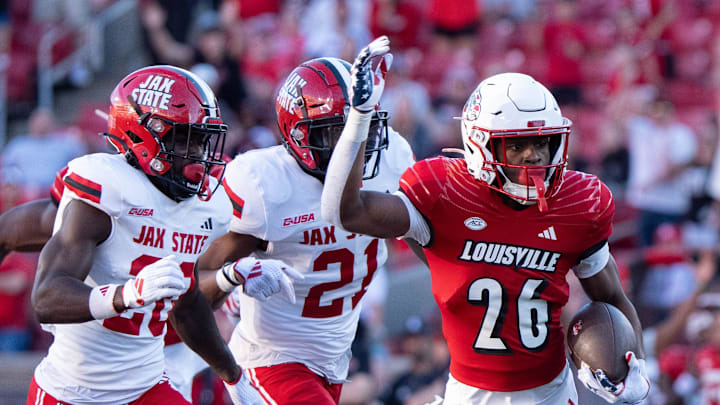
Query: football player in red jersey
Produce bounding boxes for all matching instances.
[321,39,650,404]
[26,65,268,405]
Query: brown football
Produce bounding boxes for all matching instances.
[566,302,638,384]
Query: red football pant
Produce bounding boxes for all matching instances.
[246,362,342,404]
[27,375,189,405]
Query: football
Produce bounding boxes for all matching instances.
[566,302,638,384]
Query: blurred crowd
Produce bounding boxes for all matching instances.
[1,0,720,404]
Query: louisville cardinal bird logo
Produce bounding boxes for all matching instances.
[572,320,583,336]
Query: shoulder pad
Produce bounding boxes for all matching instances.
[399,157,448,218]
[64,153,134,217]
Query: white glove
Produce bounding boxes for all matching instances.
[224,372,264,405]
[121,255,187,308]
[223,257,304,303]
[221,288,242,326]
[350,35,393,112]
[577,351,650,404]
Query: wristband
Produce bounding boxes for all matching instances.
[216,265,239,293]
[88,284,120,319]
[344,109,373,142]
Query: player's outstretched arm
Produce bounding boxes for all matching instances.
[0,198,57,263]
[321,36,410,239]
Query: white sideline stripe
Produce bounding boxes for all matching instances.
[248,368,278,405]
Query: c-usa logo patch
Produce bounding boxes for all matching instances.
[464,217,487,231]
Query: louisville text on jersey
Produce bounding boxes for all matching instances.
[132,225,209,254]
[458,240,562,272]
[132,74,175,110]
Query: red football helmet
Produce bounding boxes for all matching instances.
[275,57,388,180]
[104,65,227,200]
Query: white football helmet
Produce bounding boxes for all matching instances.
[459,72,571,210]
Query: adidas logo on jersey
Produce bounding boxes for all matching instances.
[200,218,213,230]
[538,226,557,240]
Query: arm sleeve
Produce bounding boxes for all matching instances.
[572,242,610,279]
[393,191,431,246]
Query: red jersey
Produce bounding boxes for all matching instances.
[399,157,614,391]
[696,345,720,405]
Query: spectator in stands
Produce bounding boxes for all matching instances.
[381,51,438,159]
[141,8,248,115]
[0,252,36,351]
[369,0,424,51]
[625,92,698,247]
[139,0,199,65]
[542,0,585,106]
[1,107,86,196]
[380,316,448,405]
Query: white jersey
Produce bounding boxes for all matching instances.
[34,153,231,405]
[224,129,414,382]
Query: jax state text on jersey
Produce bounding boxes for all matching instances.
[132,225,209,254]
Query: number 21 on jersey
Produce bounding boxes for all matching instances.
[302,239,379,318]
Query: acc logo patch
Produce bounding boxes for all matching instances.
[464,217,487,231]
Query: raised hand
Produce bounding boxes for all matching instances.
[350,36,393,113]
[122,255,187,308]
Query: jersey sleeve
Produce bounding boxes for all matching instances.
[398,157,447,219]
[63,154,125,217]
[585,179,615,250]
[50,166,69,206]
[222,157,269,239]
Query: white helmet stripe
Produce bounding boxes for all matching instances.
[317,58,352,103]
[161,64,219,117]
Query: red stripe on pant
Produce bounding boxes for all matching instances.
[246,362,342,405]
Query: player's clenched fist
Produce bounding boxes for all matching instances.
[217,257,304,303]
[122,255,187,308]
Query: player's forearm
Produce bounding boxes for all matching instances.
[198,270,232,309]
[32,275,97,323]
[171,291,241,382]
[321,110,371,226]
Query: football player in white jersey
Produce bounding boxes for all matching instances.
[196,39,416,404]
[27,65,271,405]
